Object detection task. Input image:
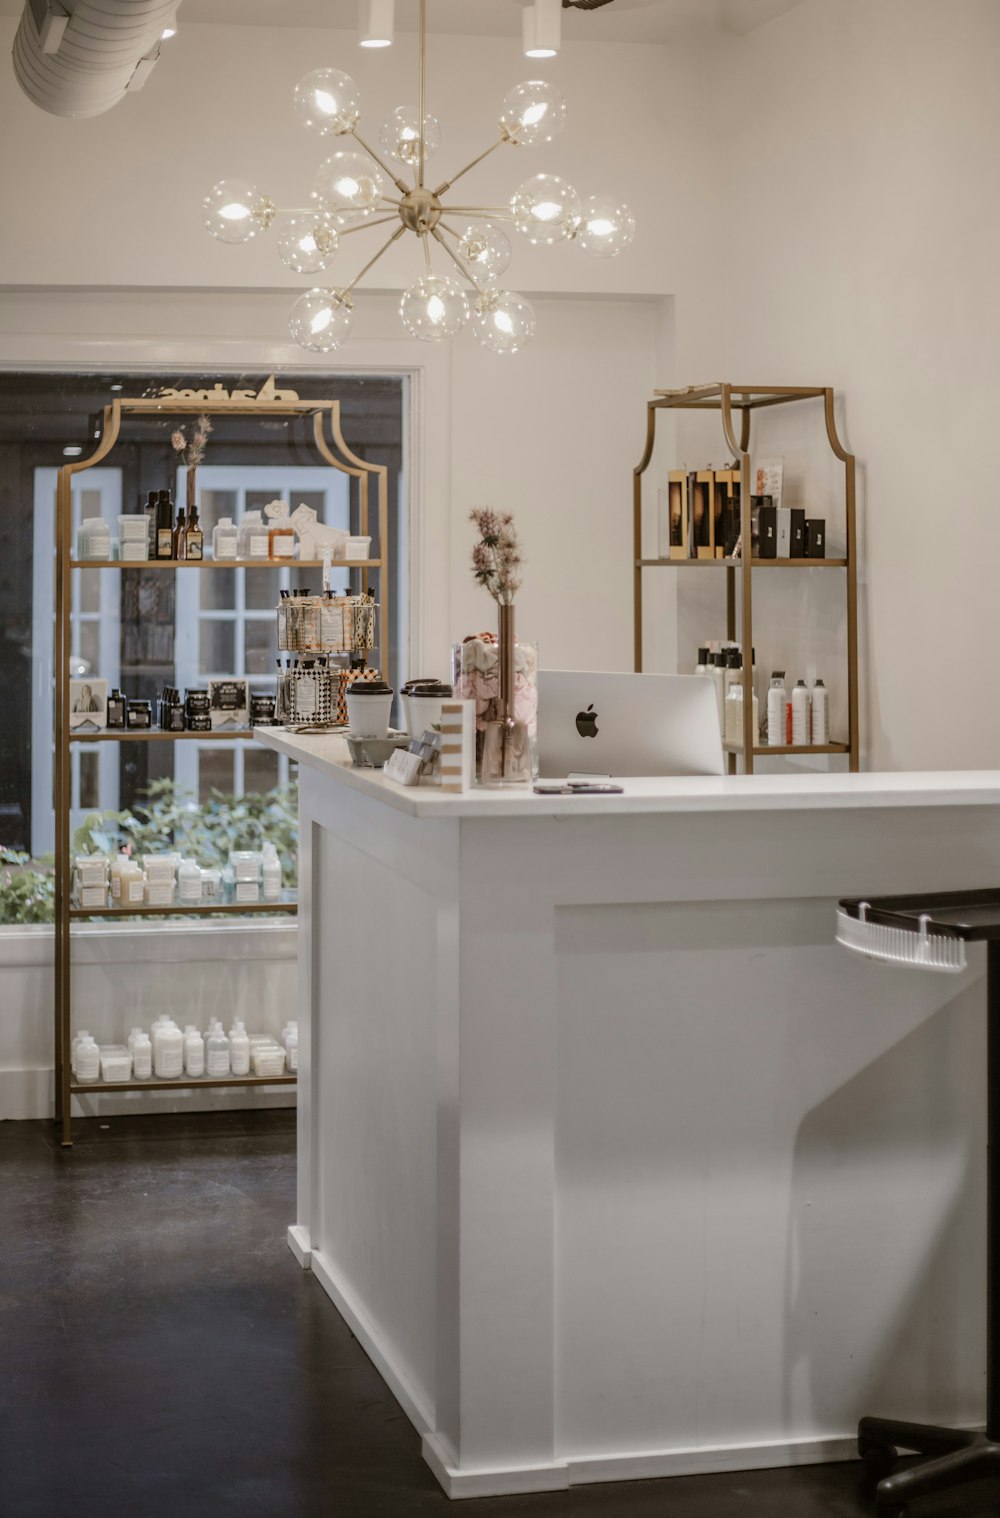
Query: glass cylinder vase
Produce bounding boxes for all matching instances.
[452,619,538,784]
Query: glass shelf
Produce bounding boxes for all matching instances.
[70,1072,297,1094]
[67,728,260,743]
[70,896,297,920]
[635,558,847,569]
[71,558,382,570]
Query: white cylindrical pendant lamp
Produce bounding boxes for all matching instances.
[359,0,394,48]
[523,0,561,59]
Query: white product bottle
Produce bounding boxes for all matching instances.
[237,510,269,560]
[75,1034,100,1083]
[724,682,744,747]
[206,1023,231,1077]
[811,678,829,744]
[126,1026,143,1057]
[184,1024,205,1077]
[71,1028,92,1074]
[694,645,711,678]
[261,844,282,904]
[229,1020,251,1077]
[212,517,239,561]
[791,679,811,747]
[285,1025,298,1074]
[709,653,726,735]
[177,858,203,906]
[154,1021,183,1079]
[766,673,787,747]
[132,1032,153,1080]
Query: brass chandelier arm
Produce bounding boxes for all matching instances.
[338,214,400,236]
[423,232,432,275]
[350,126,411,195]
[444,206,516,220]
[344,224,407,294]
[433,136,506,198]
[431,226,486,297]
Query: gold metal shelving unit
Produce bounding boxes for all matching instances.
[54,390,389,1145]
[633,383,859,775]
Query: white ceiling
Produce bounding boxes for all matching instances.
[0,0,805,43]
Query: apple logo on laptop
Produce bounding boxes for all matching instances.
[576,704,598,738]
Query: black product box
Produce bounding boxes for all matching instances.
[805,518,826,558]
[751,495,776,558]
[126,700,151,729]
[187,713,212,732]
[790,508,806,557]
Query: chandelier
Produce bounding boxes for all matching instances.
[201,0,635,356]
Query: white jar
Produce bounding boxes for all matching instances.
[183,1025,205,1077]
[285,1027,298,1074]
[200,867,222,903]
[237,510,269,560]
[77,517,112,561]
[261,845,282,903]
[206,1025,231,1077]
[71,1029,92,1075]
[212,517,239,560]
[229,1020,250,1077]
[154,1022,183,1079]
[75,1035,100,1083]
[177,858,203,906]
[132,1032,153,1080]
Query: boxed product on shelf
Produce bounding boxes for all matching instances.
[250,1043,287,1078]
[99,1046,132,1083]
[209,678,249,730]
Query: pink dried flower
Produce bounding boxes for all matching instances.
[170,430,186,453]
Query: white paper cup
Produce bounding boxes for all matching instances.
[346,683,393,738]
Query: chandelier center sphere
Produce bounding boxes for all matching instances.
[399,188,443,235]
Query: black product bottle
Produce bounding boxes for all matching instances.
[155,491,174,559]
[172,507,187,561]
[185,505,203,560]
[106,689,126,729]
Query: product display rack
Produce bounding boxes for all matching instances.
[633,383,858,774]
[54,391,390,1146]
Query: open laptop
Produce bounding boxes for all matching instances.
[536,670,724,779]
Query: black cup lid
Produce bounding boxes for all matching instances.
[402,679,453,697]
[347,680,393,696]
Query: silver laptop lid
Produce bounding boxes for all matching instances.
[536,670,725,778]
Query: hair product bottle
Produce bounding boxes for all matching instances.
[791,679,811,747]
[811,678,829,744]
[766,672,787,747]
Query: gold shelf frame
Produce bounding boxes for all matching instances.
[54,392,389,1146]
[632,383,859,776]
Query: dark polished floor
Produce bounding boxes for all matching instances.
[0,1111,991,1518]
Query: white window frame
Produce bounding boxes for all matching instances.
[172,465,350,799]
[32,467,122,856]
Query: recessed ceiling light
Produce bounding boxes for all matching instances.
[110,382,123,391]
[63,445,84,456]
[524,0,561,59]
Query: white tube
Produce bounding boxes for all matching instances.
[13,0,179,118]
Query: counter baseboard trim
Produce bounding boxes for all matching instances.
[423,1432,860,1500]
[286,1225,312,1269]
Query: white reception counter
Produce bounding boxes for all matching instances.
[257,728,1000,1499]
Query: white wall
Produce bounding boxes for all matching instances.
[674,0,1000,771]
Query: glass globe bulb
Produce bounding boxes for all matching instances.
[499,80,567,146]
[312,150,384,213]
[203,178,266,243]
[574,194,636,258]
[511,174,580,245]
[289,289,354,352]
[400,275,470,343]
[277,213,339,274]
[472,290,536,355]
[456,222,511,282]
[293,68,361,136]
[379,106,441,168]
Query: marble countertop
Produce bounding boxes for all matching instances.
[255,728,1000,821]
